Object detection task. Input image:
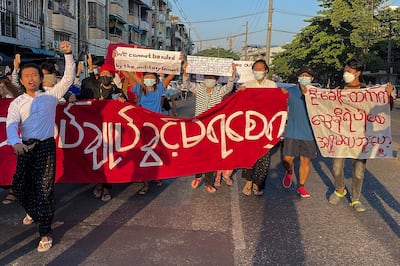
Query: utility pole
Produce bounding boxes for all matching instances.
[245,21,248,60]
[265,0,273,64]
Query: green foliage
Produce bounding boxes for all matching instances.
[272,0,400,86]
[194,48,240,60]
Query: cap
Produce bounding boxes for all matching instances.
[297,66,315,77]
[98,64,115,76]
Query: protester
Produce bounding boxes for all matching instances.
[239,59,277,196]
[182,61,236,193]
[86,63,127,202]
[328,58,393,212]
[281,66,317,198]
[6,41,75,252]
[122,70,176,195]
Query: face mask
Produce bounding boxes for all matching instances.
[144,78,156,87]
[99,76,113,86]
[93,68,98,75]
[253,71,265,81]
[298,77,312,86]
[204,79,216,88]
[343,71,355,84]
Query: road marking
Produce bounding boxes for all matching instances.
[231,170,246,250]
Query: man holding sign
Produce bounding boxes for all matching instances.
[325,59,393,212]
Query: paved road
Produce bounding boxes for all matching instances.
[1,97,399,265]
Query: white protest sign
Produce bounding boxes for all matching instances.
[114,47,181,75]
[233,60,254,83]
[305,85,392,159]
[186,56,233,76]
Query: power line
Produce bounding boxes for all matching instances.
[199,28,298,43]
[183,9,314,24]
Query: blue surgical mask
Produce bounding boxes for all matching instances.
[298,77,312,85]
[144,78,156,87]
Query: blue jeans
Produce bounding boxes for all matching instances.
[332,158,367,201]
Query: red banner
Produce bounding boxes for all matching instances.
[0,89,288,185]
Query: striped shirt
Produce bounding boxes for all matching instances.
[183,79,234,116]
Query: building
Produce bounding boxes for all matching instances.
[0,0,193,72]
[240,44,284,65]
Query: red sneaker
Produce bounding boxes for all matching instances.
[282,170,293,188]
[297,186,310,198]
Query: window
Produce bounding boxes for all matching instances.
[88,1,105,30]
[19,0,39,27]
[0,0,17,37]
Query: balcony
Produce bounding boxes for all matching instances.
[110,3,124,18]
[128,15,139,26]
[158,13,166,23]
[140,20,151,32]
[50,13,78,34]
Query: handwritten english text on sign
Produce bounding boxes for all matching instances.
[114,47,181,74]
[305,85,392,159]
[186,56,233,76]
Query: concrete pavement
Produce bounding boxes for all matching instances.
[0,97,399,265]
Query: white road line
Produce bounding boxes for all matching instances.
[231,170,246,250]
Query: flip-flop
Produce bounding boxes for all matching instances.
[2,192,16,204]
[92,186,103,199]
[138,186,149,195]
[101,191,112,202]
[37,237,53,252]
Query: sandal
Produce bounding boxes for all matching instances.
[23,214,33,225]
[37,236,53,252]
[155,180,163,187]
[101,189,112,202]
[214,175,221,187]
[242,181,252,196]
[92,185,103,199]
[222,177,233,186]
[2,191,16,204]
[252,184,264,196]
[138,186,149,195]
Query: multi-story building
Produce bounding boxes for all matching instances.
[0,0,193,72]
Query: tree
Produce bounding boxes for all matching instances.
[273,0,387,87]
[194,48,240,60]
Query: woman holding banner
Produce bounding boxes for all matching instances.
[239,59,277,196]
[122,70,176,195]
[182,60,237,193]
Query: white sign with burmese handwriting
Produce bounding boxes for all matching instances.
[186,56,233,76]
[114,47,181,74]
[305,85,392,159]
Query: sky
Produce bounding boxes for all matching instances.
[168,0,323,53]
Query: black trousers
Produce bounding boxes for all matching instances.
[12,138,56,237]
[242,151,271,190]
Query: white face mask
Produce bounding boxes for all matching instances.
[298,77,312,86]
[144,78,156,87]
[343,71,356,84]
[204,79,216,88]
[253,71,265,81]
